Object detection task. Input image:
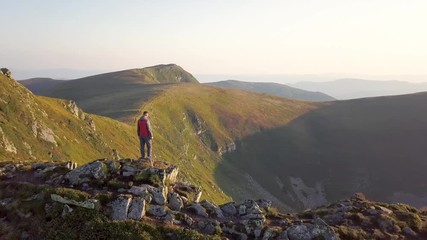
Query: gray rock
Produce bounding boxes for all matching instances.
[188,203,209,218]
[31,162,54,170]
[200,199,225,219]
[127,197,146,220]
[377,206,393,215]
[256,199,272,210]
[104,160,119,173]
[402,226,417,237]
[147,205,167,217]
[51,194,98,209]
[183,213,195,226]
[168,192,183,211]
[197,220,218,235]
[150,186,167,205]
[262,227,274,240]
[286,225,311,240]
[122,165,138,177]
[222,226,248,240]
[163,213,175,223]
[253,227,262,238]
[220,202,237,216]
[61,204,73,218]
[109,195,132,220]
[64,161,107,185]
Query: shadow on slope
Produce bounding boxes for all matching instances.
[215,93,427,211]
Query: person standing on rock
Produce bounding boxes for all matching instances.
[137,111,153,161]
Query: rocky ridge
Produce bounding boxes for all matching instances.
[1,160,427,239]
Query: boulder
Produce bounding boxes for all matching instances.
[127,197,146,220]
[187,203,209,218]
[150,186,167,205]
[109,195,132,220]
[50,194,98,209]
[64,161,107,185]
[147,205,167,217]
[220,202,237,216]
[167,192,183,211]
[200,200,225,219]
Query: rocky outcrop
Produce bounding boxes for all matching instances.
[1,68,12,78]
[2,160,427,239]
[64,160,108,185]
[0,127,17,154]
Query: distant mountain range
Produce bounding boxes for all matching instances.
[290,79,427,99]
[207,80,335,101]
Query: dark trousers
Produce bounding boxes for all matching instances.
[139,137,152,158]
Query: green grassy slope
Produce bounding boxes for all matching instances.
[207,80,335,101]
[216,92,427,211]
[0,74,139,164]
[37,64,198,122]
[138,84,318,203]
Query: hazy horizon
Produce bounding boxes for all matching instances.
[2,1,427,82]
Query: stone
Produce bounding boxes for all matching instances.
[200,199,225,219]
[64,161,107,185]
[222,226,248,240]
[31,162,55,170]
[253,227,262,238]
[262,227,274,240]
[402,226,417,237]
[109,195,132,220]
[183,213,195,226]
[104,160,119,174]
[220,202,237,216]
[147,205,167,217]
[51,194,98,209]
[168,192,183,211]
[188,203,209,218]
[286,225,311,240]
[377,206,393,215]
[122,165,138,177]
[61,204,73,218]
[127,197,146,220]
[256,199,272,210]
[197,220,218,235]
[150,186,167,205]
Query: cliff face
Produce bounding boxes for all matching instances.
[1,159,426,240]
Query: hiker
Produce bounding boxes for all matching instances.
[137,111,153,160]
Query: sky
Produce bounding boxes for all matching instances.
[1,0,427,81]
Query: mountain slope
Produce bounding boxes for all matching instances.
[291,78,427,99]
[0,73,139,164]
[208,80,335,101]
[19,77,64,95]
[33,64,198,122]
[138,84,318,203]
[215,91,427,211]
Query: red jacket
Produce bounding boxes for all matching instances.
[137,117,153,138]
